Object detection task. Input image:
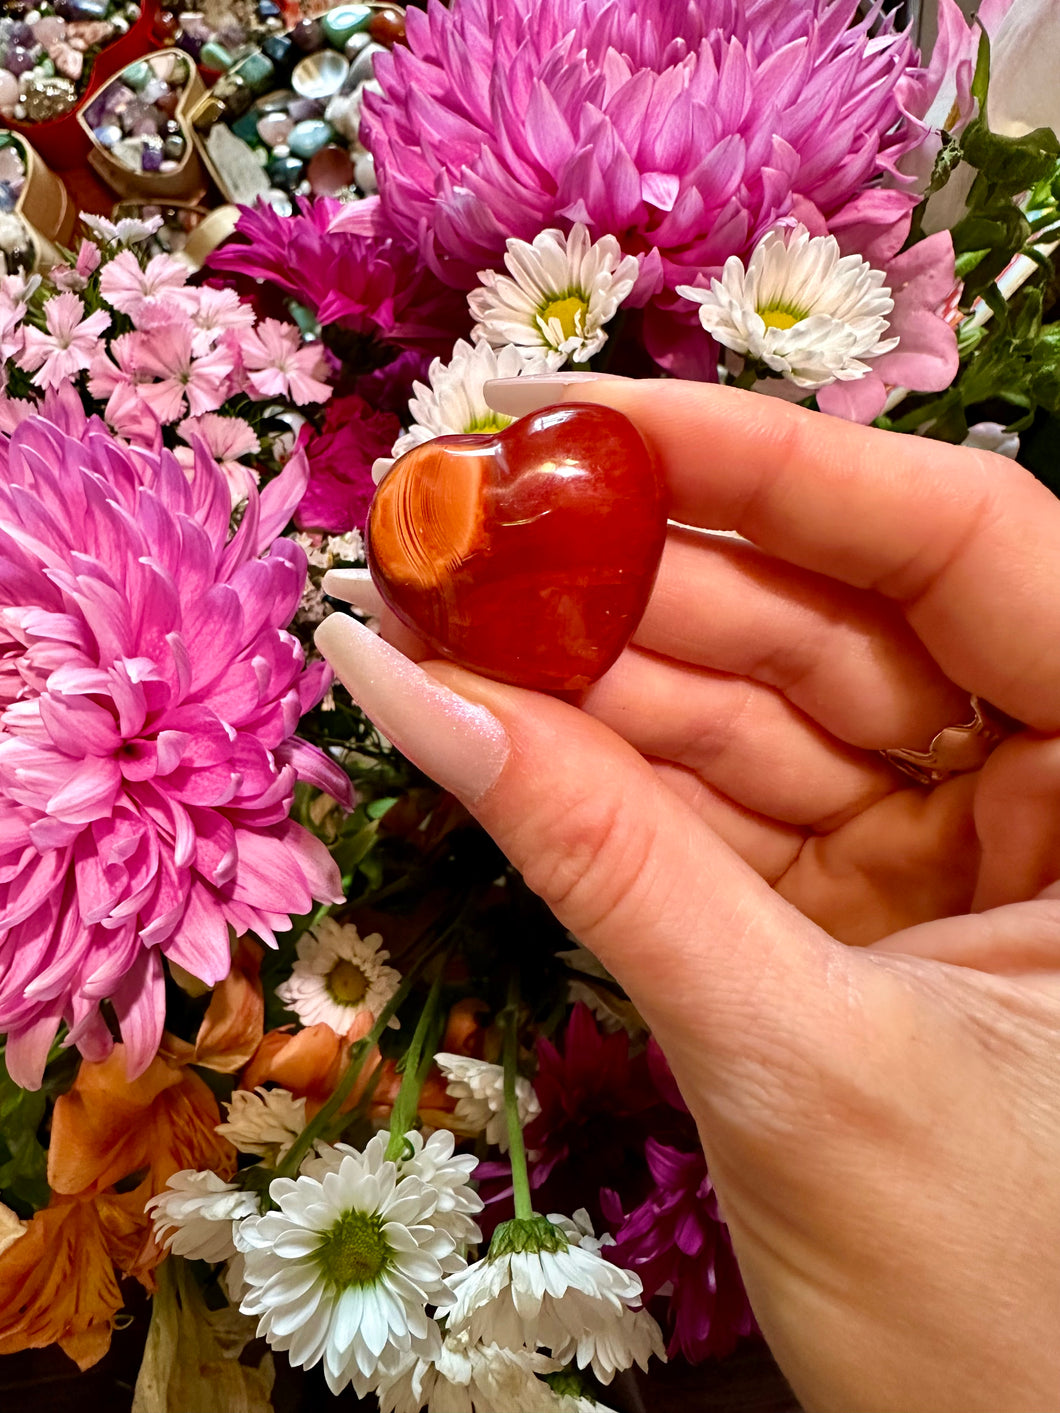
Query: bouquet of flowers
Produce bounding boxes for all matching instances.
[1,2,1059,1411]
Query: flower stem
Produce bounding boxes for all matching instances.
[501,975,534,1222]
[385,961,447,1161]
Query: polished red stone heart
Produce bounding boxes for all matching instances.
[366,403,668,691]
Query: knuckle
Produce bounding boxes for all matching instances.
[513,779,657,935]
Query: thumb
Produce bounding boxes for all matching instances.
[315,614,846,1095]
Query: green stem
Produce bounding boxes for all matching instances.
[501,975,534,1222]
[385,962,447,1160]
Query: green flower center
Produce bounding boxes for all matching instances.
[463,413,510,434]
[315,1209,392,1289]
[757,304,806,331]
[539,294,589,342]
[326,958,369,1006]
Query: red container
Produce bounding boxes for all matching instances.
[4,2,160,172]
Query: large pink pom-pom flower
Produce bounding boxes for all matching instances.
[0,412,351,1089]
[359,0,927,369]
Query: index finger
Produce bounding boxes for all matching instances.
[486,377,1060,730]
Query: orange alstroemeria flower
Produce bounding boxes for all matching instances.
[0,1196,123,1370]
[241,1023,386,1118]
[49,1044,236,1198]
[194,937,265,1073]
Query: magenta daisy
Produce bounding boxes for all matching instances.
[359,0,926,374]
[18,293,110,392]
[0,411,352,1090]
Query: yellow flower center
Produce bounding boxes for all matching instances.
[464,414,510,434]
[540,294,589,342]
[758,307,802,330]
[315,1210,391,1288]
[326,958,370,1006]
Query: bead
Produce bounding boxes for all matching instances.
[348,41,383,87]
[266,151,304,190]
[0,70,19,110]
[307,143,354,195]
[261,33,294,68]
[353,148,376,193]
[288,117,332,158]
[321,4,373,48]
[368,6,406,46]
[291,49,348,100]
[233,48,274,93]
[122,59,151,90]
[199,39,233,71]
[255,110,292,145]
[290,17,323,51]
[367,404,669,691]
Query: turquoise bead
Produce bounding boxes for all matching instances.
[322,5,373,47]
[288,119,334,159]
[234,49,276,95]
[200,40,235,72]
[122,60,151,91]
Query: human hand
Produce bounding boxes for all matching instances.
[316,379,1060,1413]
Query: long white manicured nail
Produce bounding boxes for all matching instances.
[484,371,624,417]
[322,568,386,615]
[314,615,509,802]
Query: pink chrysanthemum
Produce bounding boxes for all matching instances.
[0,411,352,1089]
[359,0,927,372]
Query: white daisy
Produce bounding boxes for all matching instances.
[677,223,898,390]
[468,223,639,370]
[441,1211,664,1385]
[377,1330,559,1413]
[302,1130,483,1266]
[237,1148,458,1396]
[275,917,401,1038]
[372,338,550,483]
[215,1086,307,1165]
[146,1169,260,1263]
[434,1052,540,1151]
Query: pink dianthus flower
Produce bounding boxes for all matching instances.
[0,412,351,1090]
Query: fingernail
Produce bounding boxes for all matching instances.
[322,568,386,615]
[484,371,624,417]
[314,615,509,802]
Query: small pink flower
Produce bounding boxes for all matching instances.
[121,322,234,423]
[187,286,256,352]
[103,381,162,446]
[18,293,110,391]
[0,305,25,384]
[98,249,195,324]
[239,319,333,406]
[49,239,103,293]
[0,394,36,434]
[176,412,261,505]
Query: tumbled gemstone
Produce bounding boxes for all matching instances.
[366,404,669,692]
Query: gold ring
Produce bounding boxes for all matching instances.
[880,695,1011,786]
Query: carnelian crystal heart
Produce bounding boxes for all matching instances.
[366,403,668,691]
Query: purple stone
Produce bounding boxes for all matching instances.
[6,45,38,76]
[140,136,163,172]
[286,96,323,121]
[8,22,34,46]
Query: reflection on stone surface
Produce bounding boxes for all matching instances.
[367,403,669,691]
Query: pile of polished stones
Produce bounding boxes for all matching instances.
[194,3,405,209]
[0,1,143,124]
[83,50,190,173]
